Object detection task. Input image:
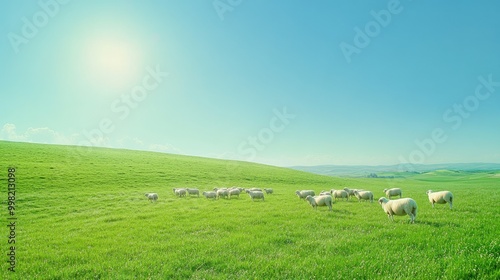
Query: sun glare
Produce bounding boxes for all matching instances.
[83,37,143,93]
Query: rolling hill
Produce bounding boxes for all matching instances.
[0,141,498,279]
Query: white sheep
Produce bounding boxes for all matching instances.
[229,186,244,193]
[320,191,332,196]
[175,189,187,197]
[246,190,265,201]
[202,191,217,199]
[185,188,200,197]
[378,197,418,223]
[305,195,333,211]
[216,189,228,200]
[173,188,186,194]
[228,188,241,199]
[264,188,274,194]
[426,190,454,209]
[248,187,262,192]
[144,193,158,202]
[331,190,349,201]
[353,190,373,203]
[343,188,355,197]
[295,190,315,199]
[344,188,365,197]
[383,188,402,199]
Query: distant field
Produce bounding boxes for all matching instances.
[291,163,500,178]
[1,141,499,279]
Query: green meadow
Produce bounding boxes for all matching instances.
[1,141,499,279]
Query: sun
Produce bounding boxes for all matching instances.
[82,36,143,92]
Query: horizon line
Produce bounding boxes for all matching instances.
[2,140,500,168]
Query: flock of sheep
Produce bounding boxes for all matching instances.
[296,187,454,223]
[144,187,453,224]
[144,187,273,203]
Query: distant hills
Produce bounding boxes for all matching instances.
[289,163,500,177]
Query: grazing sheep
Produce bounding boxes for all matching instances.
[186,188,200,197]
[246,190,265,201]
[344,188,365,197]
[383,188,402,199]
[228,188,241,199]
[353,190,373,203]
[331,190,349,201]
[305,195,333,211]
[144,193,158,202]
[426,190,454,209]
[264,188,274,194]
[378,197,417,223]
[295,190,315,199]
[216,189,229,200]
[248,187,262,192]
[229,186,244,193]
[172,188,186,195]
[343,188,355,197]
[175,189,187,197]
[173,188,187,194]
[202,191,217,199]
[320,191,332,196]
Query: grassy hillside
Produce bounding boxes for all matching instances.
[1,141,499,279]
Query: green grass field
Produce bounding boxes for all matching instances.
[1,141,499,279]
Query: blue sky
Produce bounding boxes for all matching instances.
[1,0,500,166]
